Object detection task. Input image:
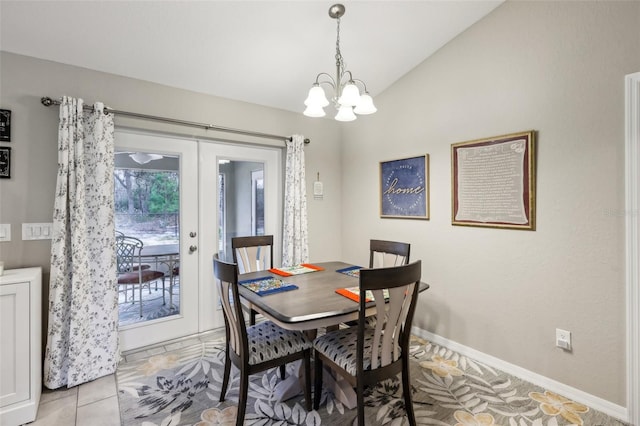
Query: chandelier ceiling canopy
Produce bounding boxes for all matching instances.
[303,4,377,122]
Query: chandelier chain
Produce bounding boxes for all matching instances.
[335,17,344,71]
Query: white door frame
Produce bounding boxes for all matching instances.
[625,71,640,426]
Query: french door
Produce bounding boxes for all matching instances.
[115,130,282,350]
[198,142,282,331]
[115,130,199,351]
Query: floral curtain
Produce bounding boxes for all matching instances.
[44,96,119,389]
[282,134,309,266]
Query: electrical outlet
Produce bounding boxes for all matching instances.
[556,328,572,351]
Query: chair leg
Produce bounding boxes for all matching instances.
[313,352,323,410]
[356,378,365,426]
[161,277,166,305]
[169,275,176,309]
[250,308,257,326]
[402,358,416,426]
[220,342,231,402]
[237,367,249,426]
[303,350,312,412]
[139,284,143,317]
[279,364,286,380]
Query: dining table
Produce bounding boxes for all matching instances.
[140,243,180,309]
[236,260,429,408]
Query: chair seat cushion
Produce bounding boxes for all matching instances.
[247,321,312,365]
[118,269,165,284]
[313,326,399,376]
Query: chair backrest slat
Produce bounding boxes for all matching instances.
[232,235,274,273]
[359,260,421,370]
[219,279,242,355]
[213,254,247,360]
[369,239,411,268]
[370,290,386,367]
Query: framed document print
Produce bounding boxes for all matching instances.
[0,109,10,142]
[0,147,11,178]
[380,154,429,219]
[451,130,536,230]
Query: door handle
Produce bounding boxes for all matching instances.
[189,245,198,253]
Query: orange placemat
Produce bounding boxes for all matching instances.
[335,287,366,302]
[335,287,389,303]
[269,263,325,277]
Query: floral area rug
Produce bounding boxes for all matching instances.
[116,335,626,426]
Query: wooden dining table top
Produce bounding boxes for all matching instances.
[237,261,429,331]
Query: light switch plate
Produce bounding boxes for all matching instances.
[0,223,11,242]
[22,223,54,240]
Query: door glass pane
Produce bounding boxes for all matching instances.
[217,160,265,261]
[114,150,181,326]
[252,170,264,235]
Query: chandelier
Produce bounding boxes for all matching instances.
[303,4,377,122]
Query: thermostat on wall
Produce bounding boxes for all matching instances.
[314,173,324,200]
[314,181,324,199]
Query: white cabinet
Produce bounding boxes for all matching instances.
[0,267,42,426]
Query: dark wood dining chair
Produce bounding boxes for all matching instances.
[340,239,412,329]
[213,254,312,425]
[313,260,422,426]
[231,235,274,325]
[370,239,411,268]
[115,236,166,317]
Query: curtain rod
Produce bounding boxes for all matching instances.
[40,97,310,144]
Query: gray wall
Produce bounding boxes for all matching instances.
[0,52,344,273]
[341,0,639,406]
[0,51,344,356]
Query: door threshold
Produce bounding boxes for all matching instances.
[121,327,226,359]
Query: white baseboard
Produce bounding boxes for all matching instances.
[411,326,629,423]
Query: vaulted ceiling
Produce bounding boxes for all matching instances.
[1,1,503,114]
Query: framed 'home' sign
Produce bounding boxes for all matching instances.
[380,154,429,219]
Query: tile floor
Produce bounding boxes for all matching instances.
[27,329,223,426]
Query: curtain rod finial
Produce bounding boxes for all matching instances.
[41,97,54,107]
[287,137,311,144]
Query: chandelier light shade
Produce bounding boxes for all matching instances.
[304,84,330,108]
[303,4,377,121]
